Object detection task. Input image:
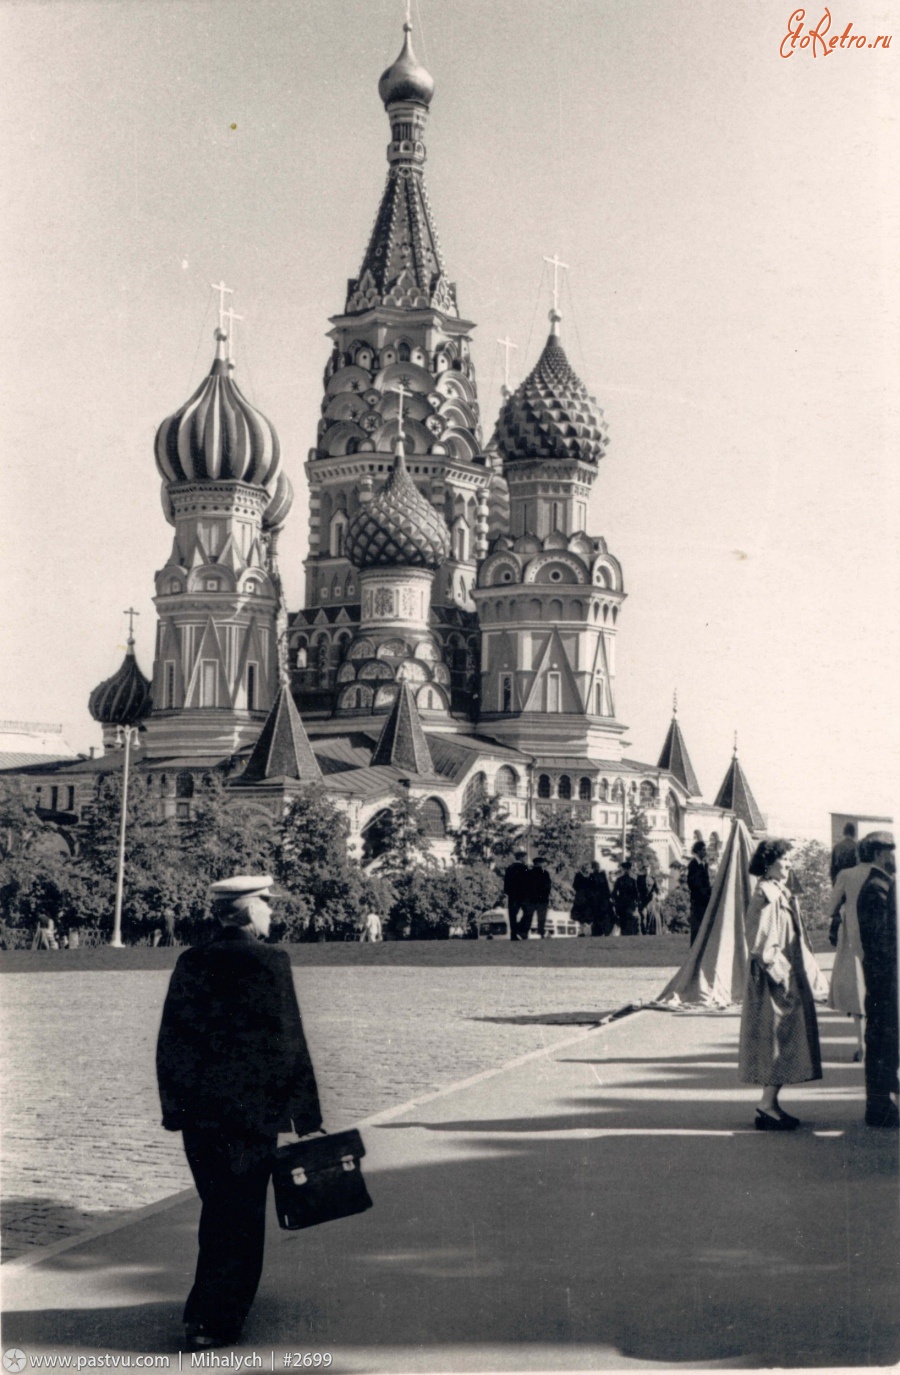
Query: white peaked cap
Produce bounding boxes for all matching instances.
[208,874,274,899]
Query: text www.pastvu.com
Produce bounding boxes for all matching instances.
[8,1358,267,1371]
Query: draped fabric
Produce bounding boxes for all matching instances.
[655,818,755,1009]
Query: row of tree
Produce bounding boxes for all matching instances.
[0,774,832,945]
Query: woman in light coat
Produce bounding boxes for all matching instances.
[739,838,823,1130]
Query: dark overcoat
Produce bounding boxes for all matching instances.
[156,926,322,1137]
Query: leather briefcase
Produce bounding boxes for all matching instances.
[272,1129,373,1231]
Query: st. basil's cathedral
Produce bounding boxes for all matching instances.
[7,22,765,869]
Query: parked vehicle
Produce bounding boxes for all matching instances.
[476,907,580,939]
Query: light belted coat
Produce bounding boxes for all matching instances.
[738,879,823,1086]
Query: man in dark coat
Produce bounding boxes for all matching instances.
[588,861,615,936]
[686,840,712,945]
[856,833,898,1129]
[521,857,552,939]
[503,848,530,941]
[613,861,641,936]
[830,822,859,884]
[157,875,322,1350]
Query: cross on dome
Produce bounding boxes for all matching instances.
[224,306,244,364]
[543,253,570,316]
[123,606,139,645]
[210,280,234,332]
[497,335,518,393]
[391,380,410,445]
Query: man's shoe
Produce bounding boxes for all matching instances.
[184,1324,237,1352]
[865,1102,900,1129]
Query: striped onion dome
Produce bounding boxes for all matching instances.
[263,469,294,532]
[346,447,450,571]
[155,330,281,489]
[495,314,609,465]
[378,23,434,107]
[88,639,152,727]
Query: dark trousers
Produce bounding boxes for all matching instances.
[863,967,900,1108]
[182,1127,276,1337]
[507,897,525,940]
[520,902,549,938]
[689,898,708,945]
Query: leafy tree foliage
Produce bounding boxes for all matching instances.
[361,793,433,877]
[787,839,831,930]
[532,807,593,907]
[451,795,522,867]
[626,804,659,874]
[387,863,502,940]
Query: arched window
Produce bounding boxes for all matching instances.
[579,776,592,801]
[329,511,348,558]
[495,766,518,797]
[419,797,448,838]
[640,780,657,805]
[537,774,552,799]
[454,522,469,562]
[462,772,487,813]
[175,771,194,799]
[558,775,572,800]
[551,501,563,532]
[611,779,625,802]
[598,778,609,801]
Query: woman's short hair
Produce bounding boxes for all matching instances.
[749,838,792,877]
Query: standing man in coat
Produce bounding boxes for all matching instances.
[830,821,859,884]
[687,840,712,945]
[613,861,641,936]
[503,848,530,941]
[521,856,552,939]
[156,875,323,1351]
[856,833,899,1129]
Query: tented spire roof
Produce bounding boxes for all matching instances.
[714,750,765,831]
[370,682,434,774]
[241,687,322,784]
[657,712,700,796]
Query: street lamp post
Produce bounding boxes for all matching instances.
[111,723,140,949]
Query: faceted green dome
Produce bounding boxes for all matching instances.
[346,450,450,571]
[495,321,609,465]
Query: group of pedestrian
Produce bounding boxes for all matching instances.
[738,829,898,1132]
[32,916,80,949]
[502,849,552,939]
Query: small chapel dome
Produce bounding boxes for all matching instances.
[155,330,281,490]
[263,469,294,532]
[345,448,450,571]
[494,314,609,465]
[88,638,152,727]
[378,23,435,107]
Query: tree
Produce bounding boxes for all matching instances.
[361,792,433,878]
[532,807,593,907]
[452,795,522,868]
[788,839,831,930]
[387,863,502,940]
[275,786,387,939]
[626,804,659,874]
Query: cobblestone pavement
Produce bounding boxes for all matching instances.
[1,964,673,1261]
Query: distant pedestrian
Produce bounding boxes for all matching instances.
[613,861,641,936]
[503,848,530,941]
[739,838,822,1131]
[830,822,859,885]
[521,857,552,939]
[588,861,615,937]
[827,848,873,1062]
[855,832,898,1129]
[156,874,322,1351]
[161,908,177,946]
[637,869,662,935]
[33,916,58,950]
[571,866,594,936]
[151,928,163,947]
[687,841,712,944]
[67,927,80,950]
[360,910,383,942]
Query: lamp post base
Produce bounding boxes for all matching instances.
[109,937,125,948]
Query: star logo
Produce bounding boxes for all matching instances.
[4,1352,27,1373]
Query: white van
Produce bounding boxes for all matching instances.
[476,907,580,939]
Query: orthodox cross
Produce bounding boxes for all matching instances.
[210,280,234,332]
[733,730,739,756]
[123,607,139,644]
[542,253,570,313]
[497,335,518,392]
[391,380,410,443]
[224,306,244,363]
[405,0,412,24]
[672,688,678,716]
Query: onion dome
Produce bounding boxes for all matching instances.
[263,470,294,532]
[155,330,281,489]
[378,23,434,107]
[346,447,450,570]
[494,313,609,465]
[88,637,152,727]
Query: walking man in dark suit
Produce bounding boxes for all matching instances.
[521,857,552,939]
[156,875,322,1350]
[856,833,899,1129]
[503,848,530,940]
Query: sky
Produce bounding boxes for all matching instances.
[2,0,898,841]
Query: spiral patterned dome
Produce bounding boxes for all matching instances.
[263,469,294,532]
[494,316,609,465]
[88,640,152,727]
[346,449,450,571]
[378,23,434,107]
[155,331,281,489]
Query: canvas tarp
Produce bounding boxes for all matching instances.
[654,817,754,1009]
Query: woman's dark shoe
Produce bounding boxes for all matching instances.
[773,1105,801,1128]
[755,1109,798,1131]
[852,1048,863,1063]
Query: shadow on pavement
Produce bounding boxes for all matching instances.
[3,1017,898,1368]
